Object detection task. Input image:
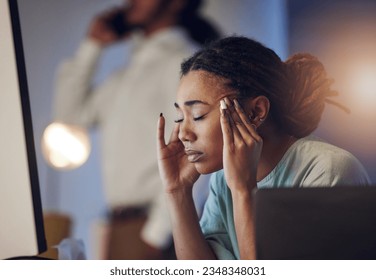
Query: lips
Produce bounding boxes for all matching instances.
[185,149,204,163]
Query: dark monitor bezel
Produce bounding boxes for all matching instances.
[7,0,47,256]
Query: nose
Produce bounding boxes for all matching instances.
[178,120,197,143]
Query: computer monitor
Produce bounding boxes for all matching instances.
[254,186,376,260]
[0,0,46,259]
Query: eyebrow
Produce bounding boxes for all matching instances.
[174,100,210,108]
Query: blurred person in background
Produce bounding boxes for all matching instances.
[53,0,220,259]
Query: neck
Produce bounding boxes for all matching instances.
[256,127,297,182]
[143,17,177,37]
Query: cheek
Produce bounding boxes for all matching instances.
[207,124,223,153]
[196,117,223,150]
[195,120,223,174]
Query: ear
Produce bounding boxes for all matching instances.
[244,96,270,127]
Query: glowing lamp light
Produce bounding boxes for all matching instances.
[41,122,91,170]
[346,63,376,108]
[353,67,376,100]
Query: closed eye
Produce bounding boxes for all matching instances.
[193,115,205,121]
[174,116,205,122]
[174,113,208,123]
[193,112,209,121]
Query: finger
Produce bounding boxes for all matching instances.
[220,107,234,147]
[224,98,244,144]
[225,97,243,126]
[157,113,167,150]
[230,99,253,140]
[233,99,262,142]
[168,122,180,144]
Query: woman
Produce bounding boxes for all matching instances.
[157,36,370,260]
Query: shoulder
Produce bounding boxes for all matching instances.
[293,135,370,186]
[158,28,199,64]
[157,30,197,76]
[295,135,362,168]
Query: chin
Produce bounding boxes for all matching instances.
[194,161,222,175]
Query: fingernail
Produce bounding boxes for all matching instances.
[160,113,163,117]
[220,99,227,110]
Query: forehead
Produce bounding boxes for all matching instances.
[176,70,233,105]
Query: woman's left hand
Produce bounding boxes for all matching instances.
[220,98,263,194]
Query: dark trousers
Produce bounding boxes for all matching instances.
[106,207,175,260]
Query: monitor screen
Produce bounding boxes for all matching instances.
[254,186,376,260]
[0,0,46,259]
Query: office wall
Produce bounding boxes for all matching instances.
[288,0,376,182]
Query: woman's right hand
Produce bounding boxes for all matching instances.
[157,114,200,194]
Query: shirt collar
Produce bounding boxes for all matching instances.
[131,26,190,54]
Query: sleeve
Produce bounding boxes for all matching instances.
[53,39,122,127]
[199,173,236,260]
[302,151,371,187]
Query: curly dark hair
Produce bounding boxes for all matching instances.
[167,0,221,45]
[181,36,348,138]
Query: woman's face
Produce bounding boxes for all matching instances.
[175,70,235,174]
[126,0,177,27]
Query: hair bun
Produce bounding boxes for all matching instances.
[280,53,337,138]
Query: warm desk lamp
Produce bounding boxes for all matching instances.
[41,122,91,170]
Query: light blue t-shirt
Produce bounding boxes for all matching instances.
[199,135,370,259]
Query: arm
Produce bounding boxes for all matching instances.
[167,189,216,259]
[53,10,127,126]
[53,39,102,126]
[220,98,263,259]
[231,190,256,259]
[157,115,216,259]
